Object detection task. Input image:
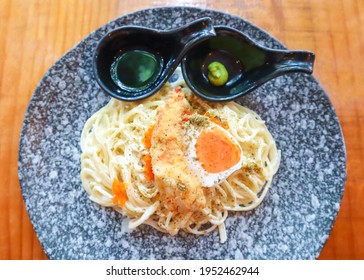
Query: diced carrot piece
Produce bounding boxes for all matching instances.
[143,154,154,181]
[112,178,128,207]
[143,125,155,150]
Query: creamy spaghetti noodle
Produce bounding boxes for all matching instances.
[80,72,280,243]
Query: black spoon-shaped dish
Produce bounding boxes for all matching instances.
[182,25,315,101]
[93,17,215,101]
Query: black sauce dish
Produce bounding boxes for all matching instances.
[93,21,315,102]
[181,25,315,102]
[93,17,216,101]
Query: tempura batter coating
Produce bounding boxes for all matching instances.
[150,91,206,212]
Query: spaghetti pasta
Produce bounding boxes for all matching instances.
[80,73,280,243]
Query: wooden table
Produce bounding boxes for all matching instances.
[0,0,362,260]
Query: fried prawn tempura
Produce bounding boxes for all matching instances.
[150,90,206,212]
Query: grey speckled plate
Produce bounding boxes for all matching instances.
[18,7,346,260]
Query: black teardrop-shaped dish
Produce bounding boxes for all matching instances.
[93,17,215,101]
[182,26,315,101]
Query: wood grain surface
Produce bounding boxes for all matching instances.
[0,0,363,260]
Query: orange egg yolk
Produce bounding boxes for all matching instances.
[196,127,241,173]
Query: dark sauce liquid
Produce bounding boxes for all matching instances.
[201,50,244,87]
[111,50,162,92]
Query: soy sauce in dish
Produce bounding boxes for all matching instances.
[110,50,163,92]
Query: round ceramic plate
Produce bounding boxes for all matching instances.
[18,7,346,260]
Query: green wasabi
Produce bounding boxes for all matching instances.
[207,61,229,86]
